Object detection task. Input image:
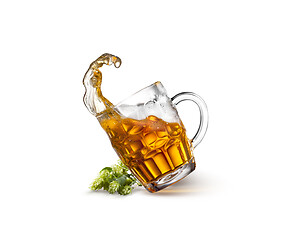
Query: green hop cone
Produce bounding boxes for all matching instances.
[108,180,120,194]
[90,177,103,191]
[117,160,129,172]
[118,185,132,195]
[100,169,112,179]
[112,164,124,177]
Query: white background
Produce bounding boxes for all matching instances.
[1,1,293,239]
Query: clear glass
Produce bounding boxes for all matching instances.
[97,81,208,192]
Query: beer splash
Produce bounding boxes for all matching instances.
[83,54,193,191]
[83,53,121,116]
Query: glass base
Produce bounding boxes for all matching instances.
[143,157,196,193]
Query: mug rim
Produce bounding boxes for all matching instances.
[97,81,167,118]
[106,80,164,108]
[115,81,164,107]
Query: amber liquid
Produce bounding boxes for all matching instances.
[100,115,192,183]
[83,53,193,184]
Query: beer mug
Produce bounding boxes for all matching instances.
[83,54,208,193]
[98,82,208,192]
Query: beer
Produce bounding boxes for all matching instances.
[83,53,195,191]
[99,115,193,184]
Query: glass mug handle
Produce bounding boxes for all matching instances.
[171,92,208,149]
